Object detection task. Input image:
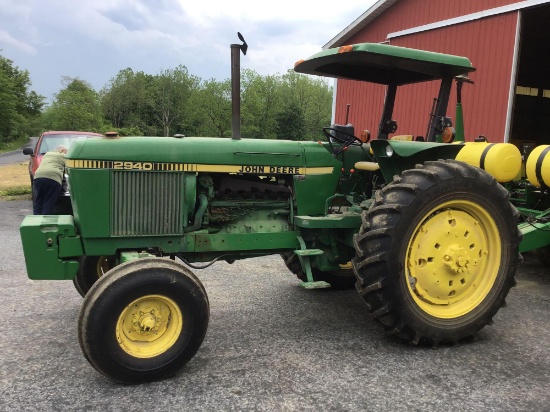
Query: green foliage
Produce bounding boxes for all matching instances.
[240,69,332,140]
[101,68,155,134]
[0,186,32,198]
[151,65,200,137]
[275,102,306,140]
[241,70,281,139]
[42,77,109,132]
[280,70,333,140]
[1,52,333,142]
[101,66,200,137]
[116,126,143,137]
[188,79,232,137]
[0,135,31,154]
[0,54,45,143]
[0,70,18,140]
[98,67,331,140]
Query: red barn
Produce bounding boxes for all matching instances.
[324,0,550,147]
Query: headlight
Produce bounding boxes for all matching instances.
[385,145,394,157]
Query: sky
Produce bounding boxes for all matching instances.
[0,0,377,103]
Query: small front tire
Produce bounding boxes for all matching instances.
[78,258,209,383]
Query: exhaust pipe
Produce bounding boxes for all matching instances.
[231,32,248,140]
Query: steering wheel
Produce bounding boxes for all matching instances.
[322,127,363,146]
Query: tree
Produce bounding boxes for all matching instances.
[99,64,332,140]
[150,65,199,137]
[0,69,19,140]
[188,79,231,137]
[42,77,107,131]
[280,70,333,140]
[275,101,306,140]
[101,68,153,134]
[0,54,44,142]
[241,70,281,139]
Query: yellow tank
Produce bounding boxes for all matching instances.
[455,142,521,183]
[526,145,550,187]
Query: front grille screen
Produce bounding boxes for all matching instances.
[111,171,183,236]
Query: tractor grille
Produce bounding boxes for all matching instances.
[111,171,183,236]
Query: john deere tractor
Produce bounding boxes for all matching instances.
[21,36,530,383]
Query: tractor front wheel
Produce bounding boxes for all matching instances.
[78,258,209,383]
[353,160,521,345]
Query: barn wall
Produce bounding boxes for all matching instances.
[334,4,518,142]
[345,0,522,44]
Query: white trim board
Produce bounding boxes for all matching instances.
[387,0,550,39]
[504,12,523,142]
[331,79,337,124]
[323,0,399,49]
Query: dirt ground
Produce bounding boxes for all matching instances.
[0,162,30,190]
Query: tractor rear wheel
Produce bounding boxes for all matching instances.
[353,160,521,345]
[281,252,356,289]
[73,255,117,297]
[78,258,209,383]
[535,246,550,267]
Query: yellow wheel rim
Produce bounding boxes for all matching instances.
[116,295,183,358]
[406,200,501,319]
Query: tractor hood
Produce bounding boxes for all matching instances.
[66,136,340,171]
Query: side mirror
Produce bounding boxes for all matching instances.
[23,147,34,155]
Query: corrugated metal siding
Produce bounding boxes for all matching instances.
[334,11,518,142]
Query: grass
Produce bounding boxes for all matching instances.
[1,186,31,196]
[0,162,32,200]
[0,136,31,154]
[0,136,33,200]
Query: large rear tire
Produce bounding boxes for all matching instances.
[281,252,356,289]
[535,246,550,267]
[78,258,209,383]
[353,160,521,345]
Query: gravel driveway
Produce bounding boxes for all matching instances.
[1,199,549,411]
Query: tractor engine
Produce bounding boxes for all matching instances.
[198,174,292,233]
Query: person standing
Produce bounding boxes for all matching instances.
[33,145,68,215]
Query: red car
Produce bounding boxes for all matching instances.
[23,131,103,212]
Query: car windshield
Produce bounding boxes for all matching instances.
[37,134,98,154]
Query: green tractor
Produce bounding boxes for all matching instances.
[21,36,529,383]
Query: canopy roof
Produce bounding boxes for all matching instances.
[294,42,475,85]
